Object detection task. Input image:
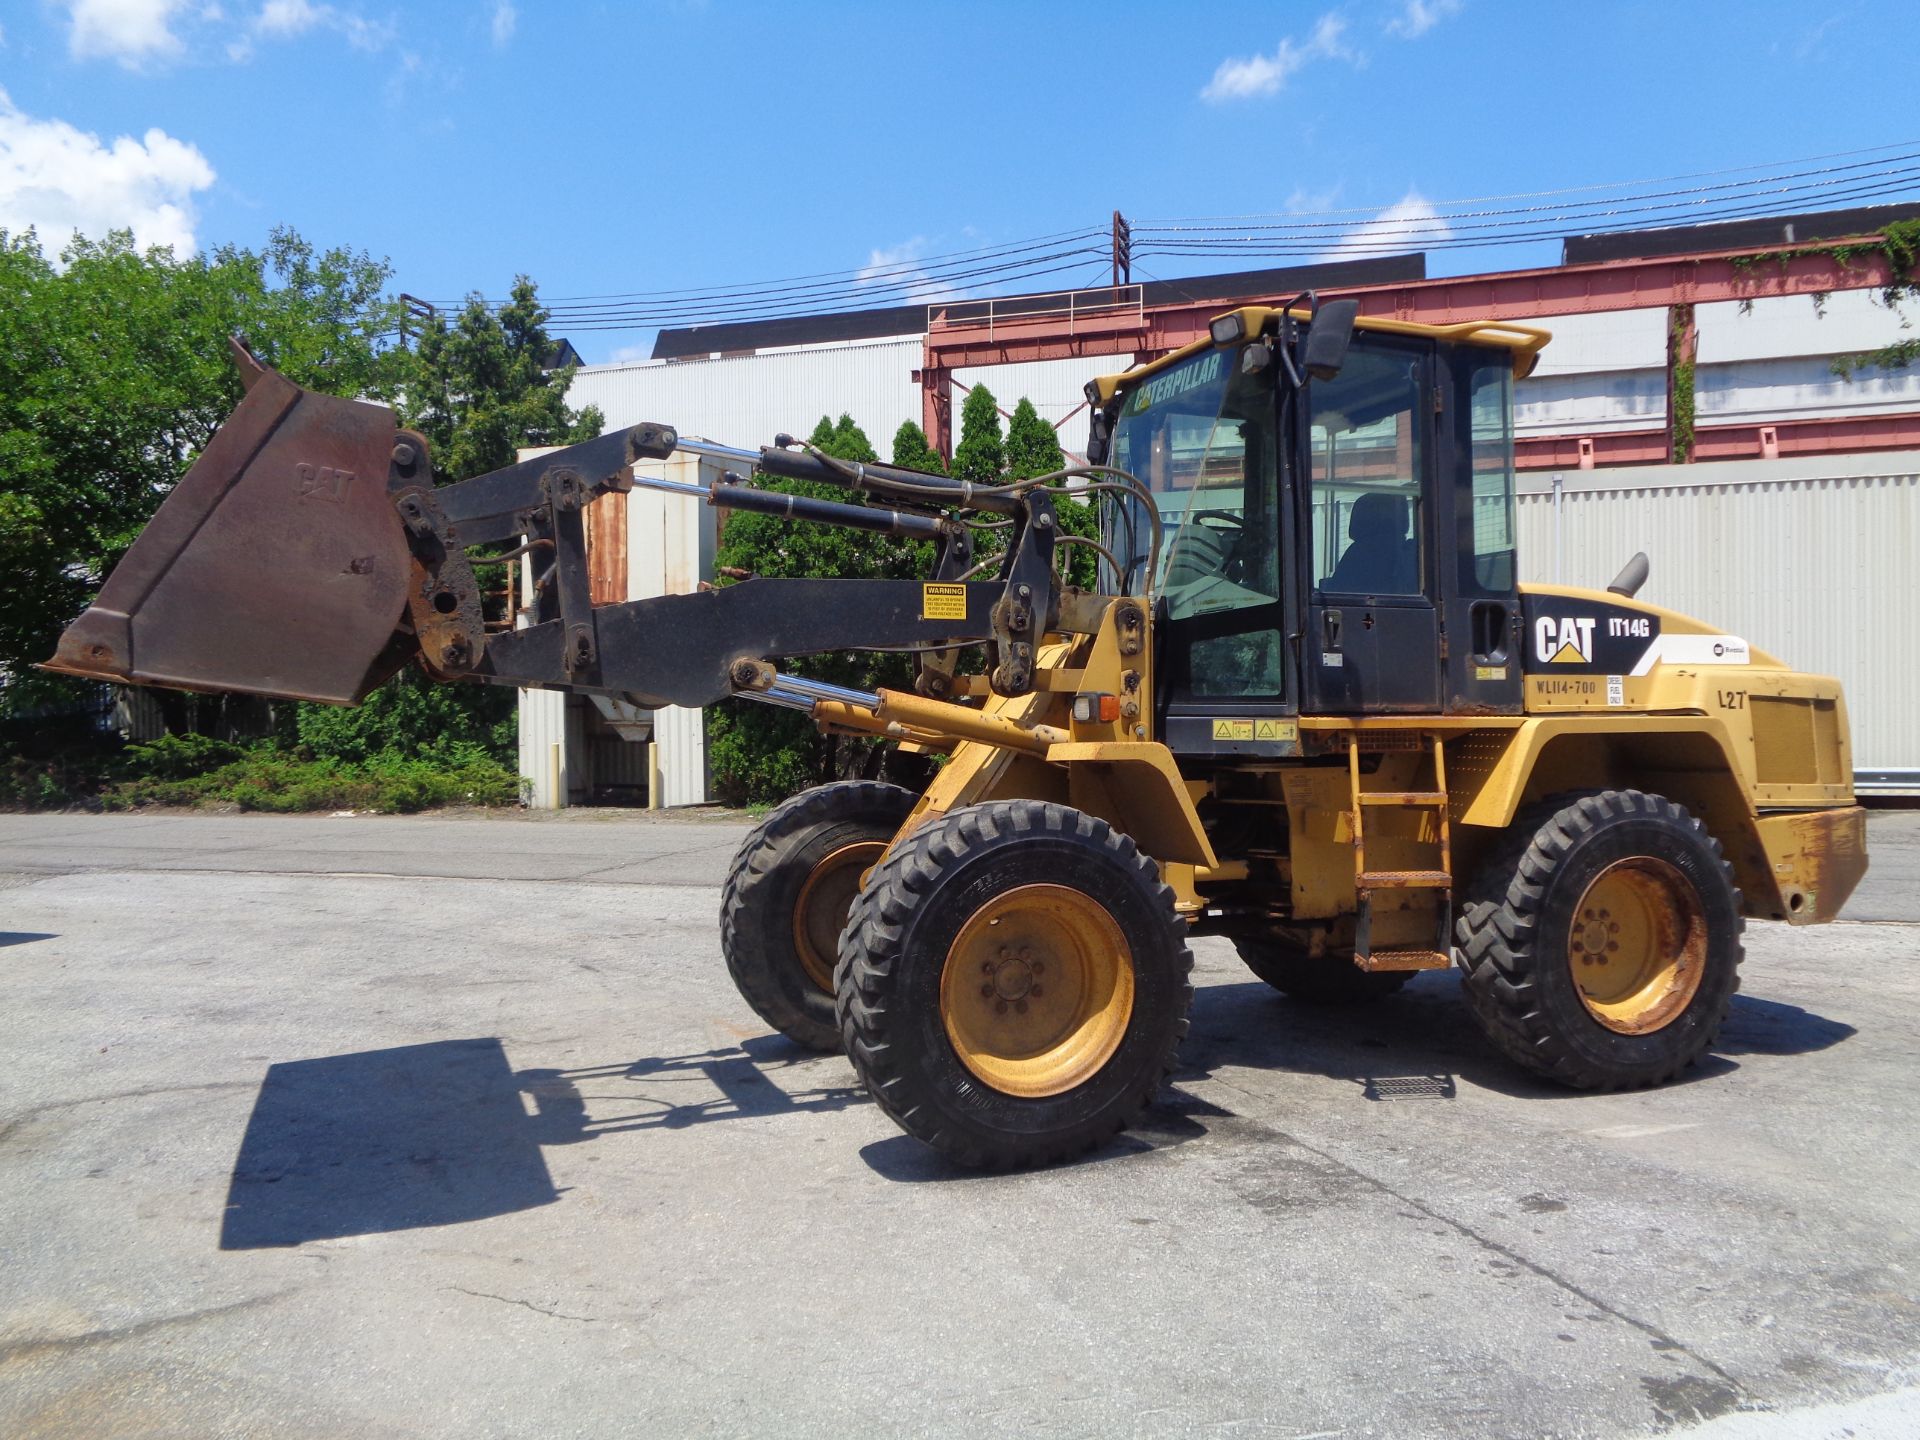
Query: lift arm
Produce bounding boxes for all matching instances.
[47,341,1066,711]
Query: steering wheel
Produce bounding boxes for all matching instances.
[1182,510,1249,584]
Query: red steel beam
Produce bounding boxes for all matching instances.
[920,237,1908,454]
[927,241,1902,370]
[1517,411,1920,470]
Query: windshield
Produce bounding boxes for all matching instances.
[1107,344,1278,611]
[1105,342,1284,697]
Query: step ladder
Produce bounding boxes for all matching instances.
[1348,735,1454,972]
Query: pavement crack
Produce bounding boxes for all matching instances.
[0,1291,295,1366]
[1,1080,256,1134]
[448,1287,597,1323]
[1207,1077,1742,1391]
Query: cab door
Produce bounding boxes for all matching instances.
[1299,337,1442,715]
[1438,347,1524,714]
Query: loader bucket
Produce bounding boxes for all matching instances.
[45,341,418,705]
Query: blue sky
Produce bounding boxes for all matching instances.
[1,1,1913,362]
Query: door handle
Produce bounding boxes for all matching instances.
[1323,609,1343,650]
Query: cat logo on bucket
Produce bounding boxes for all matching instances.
[1534,615,1595,665]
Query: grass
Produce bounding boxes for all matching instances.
[2,733,523,814]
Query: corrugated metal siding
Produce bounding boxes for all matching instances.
[629,453,718,807]
[1517,452,1919,771]
[586,490,628,604]
[517,687,568,809]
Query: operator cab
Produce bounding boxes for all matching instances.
[1088,304,1549,755]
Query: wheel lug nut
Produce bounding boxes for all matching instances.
[1608,922,1620,935]
[1030,985,1043,997]
[982,961,994,975]
[1031,961,1044,976]
[996,1000,1008,1015]
[1607,941,1619,953]
[981,983,995,997]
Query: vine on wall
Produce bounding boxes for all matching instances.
[1725,222,1920,378]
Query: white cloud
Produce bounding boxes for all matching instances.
[65,0,192,68]
[251,0,391,50]
[1200,14,1353,103]
[1385,0,1462,40]
[1327,192,1452,259]
[490,2,516,49]
[856,236,949,301]
[66,0,390,66]
[0,88,216,253]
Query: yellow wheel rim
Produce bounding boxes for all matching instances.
[939,883,1135,1099]
[791,841,883,993]
[1568,857,1708,1035]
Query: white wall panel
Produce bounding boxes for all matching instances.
[1516,452,1919,772]
[1524,309,1668,375]
[953,352,1137,449]
[568,340,921,455]
[1697,289,1911,363]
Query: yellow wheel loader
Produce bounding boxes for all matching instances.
[48,299,1868,1168]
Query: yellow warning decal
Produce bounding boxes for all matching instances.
[1475,664,1508,681]
[921,583,968,621]
[1211,718,1298,743]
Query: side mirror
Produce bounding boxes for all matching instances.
[1086,409,1111,467]
[1302,299,1359,381]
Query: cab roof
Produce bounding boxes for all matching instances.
[1089,306,1552,406]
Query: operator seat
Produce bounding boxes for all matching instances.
[1326,493,1417,594]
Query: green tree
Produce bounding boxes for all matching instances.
[315,275,611,762]
[1002,397,1098,588]
[404,276,603,481]
[0,225,403,716]
[951,383,1004,484]
[1003,397,1061,479]
[707,413,937,804]
[890,419,946,474]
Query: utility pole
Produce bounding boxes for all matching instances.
[399,293,436,347]
[1111,211,1132,288]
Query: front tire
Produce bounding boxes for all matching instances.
[1456,790,1743,1090]
[719,780,916,1052]
[837,800,1193,1168]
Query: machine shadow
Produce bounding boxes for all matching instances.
[0,931,57,948]
[1178,971,1855,1100]
[220,1033,863,1247]
[221,1038,559,1249]
[857,1086,1230,1184]
[221,985,1856,1234]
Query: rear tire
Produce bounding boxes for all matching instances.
[1235,937,1412,1003]
[837,800,1193,1168]
[719,780,916,1052]
[1456,789,1742,1090]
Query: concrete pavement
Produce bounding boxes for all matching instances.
[1,808,1916,1438]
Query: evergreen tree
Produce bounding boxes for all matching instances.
[890,419,946,474]
[1003,398,1062,479]
[951,383,1004,484]
[707,414,935,804]
[404,277,602,482]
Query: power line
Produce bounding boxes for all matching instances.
[400,145,1920,342]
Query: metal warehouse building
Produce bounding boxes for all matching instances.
[528,208,1919,805]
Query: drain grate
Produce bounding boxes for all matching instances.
[1363,1074,1457,1101]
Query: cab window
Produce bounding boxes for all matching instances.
[1308,345,1426,598]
